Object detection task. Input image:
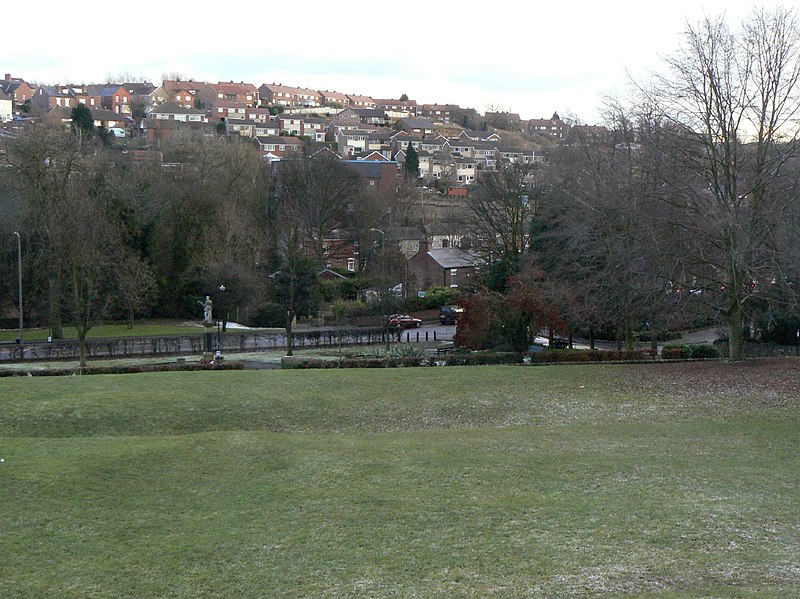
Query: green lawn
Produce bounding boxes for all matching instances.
[1,361,798,597]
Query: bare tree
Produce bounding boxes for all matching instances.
[648,7,800,359]
[466,160,542,286]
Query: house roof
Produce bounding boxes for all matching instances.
[425,248,485,268]
[149,102,205,115]
[342,160,398,178]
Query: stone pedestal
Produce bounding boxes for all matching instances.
[203,326,214,353]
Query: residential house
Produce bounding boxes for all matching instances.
[336,129,370,157]
[171,89,196,109]
[32,85,78,111]
[302,117,330,142]
[278,115,304,136]
[259,83,321,107]
[226,119,256,137]
[374,98,417,119]
[453,156,477,185]
[245,107,273,122]
[0,91,12,122]
[332,107,361,124]
[321,231,360,272]
[354,108,389,127]
[342,159,399,208]
[420,104,454,122]
[148,102,208,123]
[319,90,350,107]
[124,82,157,110]
[294,87,322,107]
[1,74,35,109]
[527,111,568,138]
[253,136,303,160]
[212,100,248,121]
[99,84,132,114]
[390,131,423,154]
[407,245,485,292]
[207,81,259,107]
[497,145,537,164]
[395,117,437,137]
[253,121,282,137]
[346,94,375,109]
[155,80,208,106]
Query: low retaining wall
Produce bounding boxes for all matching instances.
[0,328,388,362]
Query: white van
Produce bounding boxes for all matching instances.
[109,127,126,138]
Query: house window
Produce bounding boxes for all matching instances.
[347,258,355,271]
[450,268,458,287]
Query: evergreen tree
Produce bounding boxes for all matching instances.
[404,142,420,179]
[70,103,95,138]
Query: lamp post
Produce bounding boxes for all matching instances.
[217,284,225,355]
[370,228,390,351]
[12,232,22,346]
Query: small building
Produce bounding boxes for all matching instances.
[407,246,485,292]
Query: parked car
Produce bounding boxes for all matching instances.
[439,305,464,325]
[388,314,422,329]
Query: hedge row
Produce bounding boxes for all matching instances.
[662,344,721,360]
[282,349,658,369]
[0,361,245,377]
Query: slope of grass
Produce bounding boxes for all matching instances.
[1,360,798,597]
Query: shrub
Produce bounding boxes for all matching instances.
[250,302,286,328]
[689,344,721,359]
[662,344,692,359]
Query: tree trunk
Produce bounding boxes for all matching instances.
[589,325,595,351]
[728,296,744,362]
[49,273,63,339]
[78,332,88,368]
[285,309,294,356]
[625,320,634,352]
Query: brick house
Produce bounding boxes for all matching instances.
[395,117,437,137]
[1,75,35,109]
[342,159,399,209]
[99,85,132,114]
[207,81,259,106]
[320,90,350,107]
[253,136,303,159]
[407,246,485,292]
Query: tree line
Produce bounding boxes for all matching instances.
[2,7,799,363]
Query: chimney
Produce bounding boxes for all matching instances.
[4,73,11,81]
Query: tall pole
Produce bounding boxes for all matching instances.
[370,228,389,351]
[12,232,22,344]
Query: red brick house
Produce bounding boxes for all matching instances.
[100,85,133,114]
[1,75,35,109]
[407,246,485,292]
[253,136,303,159]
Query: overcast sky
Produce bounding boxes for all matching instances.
[5,1,788,124]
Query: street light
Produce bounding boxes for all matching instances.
[217,284,225,355]
[12,232,22,345]
[370,228,390,351]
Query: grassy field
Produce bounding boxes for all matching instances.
[1,360,798,597]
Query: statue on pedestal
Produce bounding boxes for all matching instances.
[199,295,213,326]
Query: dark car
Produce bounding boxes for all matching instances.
[388,314,422,329]
[439,305,464,325]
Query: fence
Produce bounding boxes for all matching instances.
[0,328,394,362]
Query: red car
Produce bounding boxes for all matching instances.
[388,314,422,329]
